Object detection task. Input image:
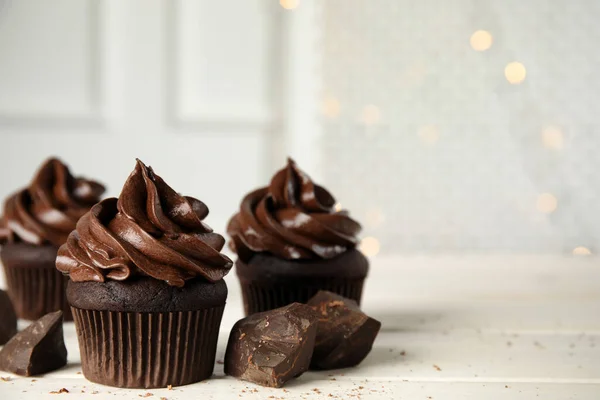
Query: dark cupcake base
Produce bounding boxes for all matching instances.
[72,306,224,388]
[68,277,227,388]
[67,276,228,312]
[1,243,72,321]
[236,249,368,315]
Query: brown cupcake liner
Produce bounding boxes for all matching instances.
[3,263,72,321]
[72,305,225,388]
[240,278,365,315]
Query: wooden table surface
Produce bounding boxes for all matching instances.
[1,256,599,399]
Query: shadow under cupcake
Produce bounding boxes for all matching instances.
[56,159,232,388]
[0,158,105,321]
[227,158,369,316]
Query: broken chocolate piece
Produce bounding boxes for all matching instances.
[224,303,317,388]
[0,289,17,345]
[0,311,67,376]
[307,291,381,370]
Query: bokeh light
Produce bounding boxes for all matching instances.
[322,97,341,118]
[572,246,592,256]
[542,126,564,150]
[470,30,493,51]
[537,193,558,214]
[279,0,299,10]
[361,104,381,125]
[418,125,440,145]
[360,236,380,257]
[505,62,527,84]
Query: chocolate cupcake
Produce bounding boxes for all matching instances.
[0,158,105,321]
[56,159,232,388]
[227,158,367,315]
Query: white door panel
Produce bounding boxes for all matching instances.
[0,0,282,233]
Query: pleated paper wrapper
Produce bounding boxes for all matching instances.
[239,277,364,315]
[3,263,72,321]
[72,305,225,388]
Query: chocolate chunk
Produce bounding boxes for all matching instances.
[0,289,17,345]
[307,291,381,370]
[224,303,317,387]
[0,311,67,376]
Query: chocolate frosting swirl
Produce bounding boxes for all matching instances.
[0,158,105,246]
[227,158,361,261]
[56,159,232,287]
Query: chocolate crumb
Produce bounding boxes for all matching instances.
[49,388,69,394]
[433,365,442,371]
[160,398,167,400]
[76,371,82,374]
[216,360,224,364]
[139,393,153,397]
[505,385,509,388]
[400,351,406,356]
[313,388,321,394]
[91,391,99,394]
[358,386,364,389]
[31,379,37,382]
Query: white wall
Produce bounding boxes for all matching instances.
[5,0,591,257]
[0,0,298,231]
[317,0,600,254]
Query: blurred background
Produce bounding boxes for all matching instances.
[0,0,598,257]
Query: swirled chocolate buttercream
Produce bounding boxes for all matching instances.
[227,158,361,261]
[57,160,232,287]
[0,158,105,246]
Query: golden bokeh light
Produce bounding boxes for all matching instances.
[365,208,385,228]
[322,97,341,118]
[359,236,380,257]
[572,246,592,256]
[536,193,558,214]
[361,104,381,125]
[279,0,299,10]
[505,62,527,84]
[418,124,439,145]
[542,126,564,150]
[470,30,493,51]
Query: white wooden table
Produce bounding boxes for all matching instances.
[1,256,599,399]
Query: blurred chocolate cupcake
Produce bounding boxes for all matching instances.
[227,158,368,315]
[0,158,105,321]
[57,159,232,388]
